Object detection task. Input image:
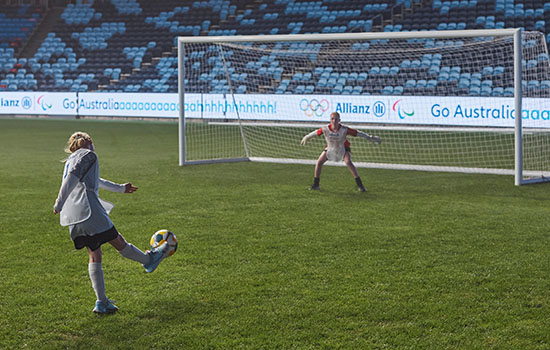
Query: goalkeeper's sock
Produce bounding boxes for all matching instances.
[313,177,320,187]
[309,177,320,190]
[355,177,366,192]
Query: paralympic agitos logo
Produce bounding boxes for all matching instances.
[37,95,52,111]
[393,99,414,119]
[300,98,329,118]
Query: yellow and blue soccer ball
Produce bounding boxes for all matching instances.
[150,229,178,257]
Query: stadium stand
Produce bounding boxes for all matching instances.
[0,0,548,96]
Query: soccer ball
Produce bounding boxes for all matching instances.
[150,229,178,257]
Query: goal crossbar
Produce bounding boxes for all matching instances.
[177,29,520,44]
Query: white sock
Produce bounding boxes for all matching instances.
[119,243,150,264]
[88,262,107,302]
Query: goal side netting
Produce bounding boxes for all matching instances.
[178,30,550,185]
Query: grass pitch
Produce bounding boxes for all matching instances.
[1,117,550,350]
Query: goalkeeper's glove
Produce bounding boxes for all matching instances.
[301,130,317,145]
[357,131,382,145]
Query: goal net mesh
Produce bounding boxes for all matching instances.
[180,31,550,179]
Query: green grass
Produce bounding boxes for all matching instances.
[1,117,550,349]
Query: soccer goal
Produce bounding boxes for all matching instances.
[177,29,550,185]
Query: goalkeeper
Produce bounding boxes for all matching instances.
[301,112,381,192]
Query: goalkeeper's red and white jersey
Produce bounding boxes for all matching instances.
[317,123,358,148]
[316,124,359,161]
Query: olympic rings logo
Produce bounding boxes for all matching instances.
[299,98,329,118]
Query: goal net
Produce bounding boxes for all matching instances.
[178,30,550,185]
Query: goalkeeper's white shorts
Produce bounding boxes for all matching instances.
[324,145,351,162]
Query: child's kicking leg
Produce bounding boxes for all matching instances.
[109,233,168,273]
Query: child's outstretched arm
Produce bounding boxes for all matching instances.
[356,130,382,145]
[99,178,138,193]
[301,130,320,145]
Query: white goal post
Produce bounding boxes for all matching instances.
[178,29,550,185]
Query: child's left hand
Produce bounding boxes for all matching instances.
[124,183,138,193]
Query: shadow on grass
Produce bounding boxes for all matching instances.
[305,186,381,201]
[135,294,224,323]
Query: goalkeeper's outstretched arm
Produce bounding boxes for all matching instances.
[356,130,382,145]
[301,130,319,145]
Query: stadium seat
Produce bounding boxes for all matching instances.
[438,72,449,81]
[492,87,504,96]
[369,66,380,75]
[503,87,514,96]
[469,86,481,95]
[482,66,493,76]
[382,85,394,94]
[528,80,540,92]
[458,78,470,89]
[493,66,505,75]
[480,85,492,96]
[352,85,363,95]
[404,80,416,88]
[354,72,366,82]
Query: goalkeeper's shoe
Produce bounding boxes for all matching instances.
[309,184,320,191]
[93,299,118,314]
[355,177,366,192]
[143,242,168,273]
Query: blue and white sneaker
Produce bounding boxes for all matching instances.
[93,299,118,314]
[143,242,169,273]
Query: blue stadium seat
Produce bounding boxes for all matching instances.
[352,86,363,95]
[528,80,540,91]
[332,83,344,94]
[480,86,492,96]
[458,78,470,89]
[492,87,504,96]
[469,86,481,95]
[503,87,514,96]
[482,66,493,76]
[438,72,449,81]
[369,66,380,75]
[405,80,416,88]
[382,86,394,94]
[493,66,505,75]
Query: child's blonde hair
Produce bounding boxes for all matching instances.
[65,131,93,153]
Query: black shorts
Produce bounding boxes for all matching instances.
[73,226,119,251]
